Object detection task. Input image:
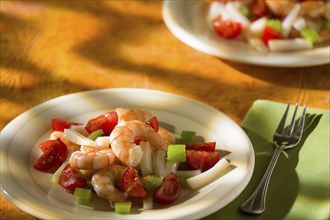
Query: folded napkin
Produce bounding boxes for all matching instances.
[204,100,330,220]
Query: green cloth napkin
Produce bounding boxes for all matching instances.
[204,100,330,220]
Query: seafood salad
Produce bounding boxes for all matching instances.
[209,0,330,52]
[33,108,230,213]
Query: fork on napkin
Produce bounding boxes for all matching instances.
[204,100,330,220]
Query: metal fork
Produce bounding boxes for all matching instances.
[240,103,307,214]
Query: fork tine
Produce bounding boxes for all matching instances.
[285,103,298,136]
[275,103,290,135]
[294,105,307,139]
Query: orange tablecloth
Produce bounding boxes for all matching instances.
[1,1,329,219]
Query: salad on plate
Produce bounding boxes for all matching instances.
[33,108,231,214]
[209,0,330,52]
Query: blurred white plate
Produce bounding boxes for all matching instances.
[1,88,254,219]
[162,0,330,67]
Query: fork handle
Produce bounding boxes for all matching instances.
[240,145,283,214]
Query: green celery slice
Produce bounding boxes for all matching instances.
[74,188,92,205]
[141,175,163,192]
[301,27,320,43]
[167,144,186,162]
[115,202,132,214]
[87,129,104,140]
[266,19,282,32]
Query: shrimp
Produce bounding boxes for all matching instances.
[265,0,296,17]
[300,1,328,19]
[69,146,116,170]
[109,120,168,167]
[115,108,154,122]
[91,164,128,203]
[265,0,328,18]
[113,108,174,161]
[116,108,175,144]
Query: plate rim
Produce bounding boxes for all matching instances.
[1,88,255,219]
[162,0,330,67]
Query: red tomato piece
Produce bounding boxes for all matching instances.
[59,164,87,193]
[52,119,81,132]
[249,0,269,19]
[262,26,283,45]
[146,116,159,132]
[38,138,65,153]
[121,167,148,200]
[185,142,216,152]
[85,111,118,136]
[34,138,68,173]
[186,150,220,172]
[212,16,242,39]
[153,172,182,204]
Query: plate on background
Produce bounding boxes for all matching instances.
[1,88,254,219]
[162,0,330,67]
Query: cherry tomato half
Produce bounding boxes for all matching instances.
[262,26,283,45]
[85,111,118,136]
[146,116,159,132]
[38,138,64,153]
[212,16,242,39]
[59,164,87,193]
[153,172,182,204]
[185,142,216,152]
[121,167,148,200]
[186,150,220,172]
[52,119,81,132]
[34,138,68,173]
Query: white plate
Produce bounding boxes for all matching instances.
[162,1,330,67]
[1,88,254,219]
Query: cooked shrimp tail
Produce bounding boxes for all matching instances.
[110,120,168,167]
[115,108,154,122]
[91,164,128,203]
[69,146,116,170]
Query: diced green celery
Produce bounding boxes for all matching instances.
[240,6,250,18]
[115,202,132,214]
[167,144,186,162]
[75,197,91,205]
[141,175,163,192]
[74,188,92,205]
[321,20,330,30]
[87,129,103,140]
[266,19,282,33]
[180,130,196,144]
[74,187,91,197]
[301,27,320,43]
